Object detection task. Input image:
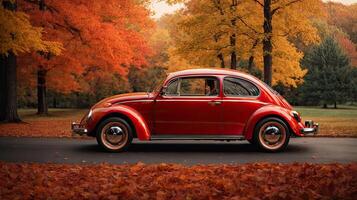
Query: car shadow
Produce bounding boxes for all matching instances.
[75,142,308,154]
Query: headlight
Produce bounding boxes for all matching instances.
[291,111,301,122]
[87,109,93,119]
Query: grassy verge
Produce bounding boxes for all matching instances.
[0,162,356,200]
[295,105,357,137]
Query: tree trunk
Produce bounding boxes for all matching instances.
[334,102,337,109]
[263,0,273,86]
[1,52,21,122]
[230,48,237,69]
[230,23,237,69]
[230,0,237,70]
[0,1,21,122]
[53,96,57,108]
[323,103,327,108]
[248,39,259,73]
[248,55,255,73]
[39,0,46,10]
[37,68,48,115]
[0,55,6,121]
[217,53,225,68]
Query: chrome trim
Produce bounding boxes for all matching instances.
[116,99,154,104]
[71,122,88,135]
[155,99,268,104]
[151,135,245,140]
[302,120,319,135]
[108,126,123,136]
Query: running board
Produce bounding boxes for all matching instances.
[150,135,245,141]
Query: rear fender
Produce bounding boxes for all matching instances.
[89,105,151,140]
[244,105,302,140]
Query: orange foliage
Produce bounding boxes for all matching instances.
[17,0,154,93]
[335,34,357,67]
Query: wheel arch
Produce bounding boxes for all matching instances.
[91,112,137,138]
[90,105,151,140]
[244,106,298,140]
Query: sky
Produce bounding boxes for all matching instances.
[150,0,357,19]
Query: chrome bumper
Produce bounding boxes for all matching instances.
[301,120,319,135]
[71,122,88,135]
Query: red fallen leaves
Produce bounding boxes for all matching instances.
[0,162,356,200]
[0,120,73,138]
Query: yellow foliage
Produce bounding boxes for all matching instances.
[166,0,323,87]
[0,5,63,56]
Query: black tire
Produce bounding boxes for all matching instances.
[96,117,133,152]
[253,117,290,152]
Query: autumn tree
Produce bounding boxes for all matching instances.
[250,0,322,86]
[301,37,352,108]
[18,0,154,112]
[0,0,62,122]
[312,19,357,67]
[325,2,357,44]
[166,0,321,87]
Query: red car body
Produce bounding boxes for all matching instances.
[72,69,318,152]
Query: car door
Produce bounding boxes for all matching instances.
[221,76,266,135]
[153,76,223,135]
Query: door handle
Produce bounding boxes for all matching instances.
[208,100,222,105]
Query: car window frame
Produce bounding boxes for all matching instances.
[162,75,220,98]
[163,78,180,96]
[223,76,260,98]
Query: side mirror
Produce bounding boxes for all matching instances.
[160,86,167,96]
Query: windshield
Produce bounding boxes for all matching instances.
[152,76,166,93]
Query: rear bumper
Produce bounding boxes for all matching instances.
[71,122,88,135]
[301,120,319,135]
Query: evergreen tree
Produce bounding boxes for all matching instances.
[349,68,357,103]
[301,37,352,108]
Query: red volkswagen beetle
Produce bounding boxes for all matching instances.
[72,69,318,152]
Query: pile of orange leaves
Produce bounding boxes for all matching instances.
[0,162,356,199]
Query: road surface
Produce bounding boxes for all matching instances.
[0,137,356,165]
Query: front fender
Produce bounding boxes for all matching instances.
[244,105,303,140]
[88,105,151,140]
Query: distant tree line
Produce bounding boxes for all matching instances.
[275,37,357,108]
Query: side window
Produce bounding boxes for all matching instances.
[224,77,259,96]
[179,77,219,96]
[165,79,179,96]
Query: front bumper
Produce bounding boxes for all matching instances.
[71,122,88,135]
[301,120,319,135]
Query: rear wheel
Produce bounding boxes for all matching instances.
[96,117,133,152]
[253,117,290,152]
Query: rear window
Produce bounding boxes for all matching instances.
[223,77,259,97]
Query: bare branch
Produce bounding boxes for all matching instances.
[272,0,302,15]
[252,0,264,7]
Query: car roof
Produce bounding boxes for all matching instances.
[167,68,258,81]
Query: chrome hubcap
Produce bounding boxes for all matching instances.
[258,122,286,150]
[262,126,281,144]
[106,126,124,144]
[101,122,128,150]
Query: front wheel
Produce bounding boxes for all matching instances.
[253,117,290,152]
[96,117,133,152]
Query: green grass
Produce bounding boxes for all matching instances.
[295,105,357,137]
[295,105,357,118]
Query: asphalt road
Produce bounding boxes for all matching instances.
[0,137,356,165]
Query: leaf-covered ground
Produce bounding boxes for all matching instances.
[0,162,356,200]
[0,109,85,138]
